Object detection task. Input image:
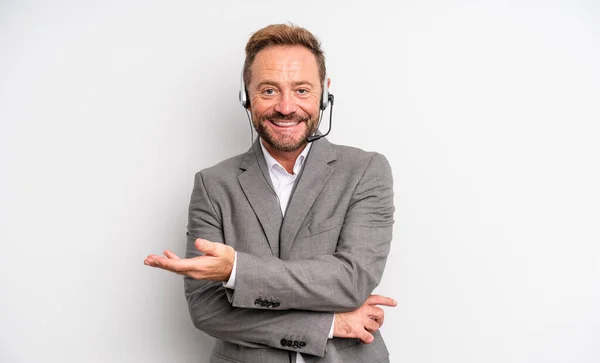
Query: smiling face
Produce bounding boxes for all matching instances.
[248,45,322,153]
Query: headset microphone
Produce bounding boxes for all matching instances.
[306,93,334,143]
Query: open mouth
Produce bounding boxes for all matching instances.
[269,120,302,128]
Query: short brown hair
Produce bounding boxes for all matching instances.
[243,23,326,89]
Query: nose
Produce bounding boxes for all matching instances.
[273,91,297,115]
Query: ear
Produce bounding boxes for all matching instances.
[327,77,331,89]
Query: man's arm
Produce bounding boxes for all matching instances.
[182,272,395,356]
[184,265,334,357]
[148,245,394,354]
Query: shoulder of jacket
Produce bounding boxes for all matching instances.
[329,143,388,168]
[194,152,246,180]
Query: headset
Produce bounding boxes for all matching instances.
[238,71,334,143]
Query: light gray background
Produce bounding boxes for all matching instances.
[1,1,599,362]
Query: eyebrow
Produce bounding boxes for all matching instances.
[255,80,317,89]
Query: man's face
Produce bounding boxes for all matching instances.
[248,45,322,153]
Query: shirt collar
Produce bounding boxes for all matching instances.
[259,139,312,176]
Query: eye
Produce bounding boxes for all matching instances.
[262,88,275,96]
[297,89,309,95]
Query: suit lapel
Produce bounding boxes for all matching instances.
[279,139,337,260]
[238,140,282,257]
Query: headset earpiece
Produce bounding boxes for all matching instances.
[320,77,329,111]
[239,71,250,109]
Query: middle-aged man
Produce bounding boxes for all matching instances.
[145,23,396,363]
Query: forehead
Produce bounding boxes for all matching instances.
[250,45,320,84]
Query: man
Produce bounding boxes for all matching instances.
[144,23,396,363]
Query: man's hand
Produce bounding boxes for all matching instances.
[144,239,235,282]
[333,294,397,344]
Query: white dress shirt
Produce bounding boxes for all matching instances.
[224,140,334,362]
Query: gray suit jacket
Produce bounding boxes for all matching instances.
[184,137,394,363]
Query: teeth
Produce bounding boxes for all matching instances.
[271,121,299,127]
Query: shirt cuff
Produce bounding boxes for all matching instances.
[328,314,335,339]
[223,251,237,289]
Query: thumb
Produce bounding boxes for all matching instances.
[195,239,216,256]
[358,330,374,344]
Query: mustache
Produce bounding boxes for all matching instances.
[260,112,309,123]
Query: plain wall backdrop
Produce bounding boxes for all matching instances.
[1,1,599,362]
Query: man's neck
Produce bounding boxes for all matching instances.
[261,140,307,175]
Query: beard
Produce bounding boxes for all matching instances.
[253,111,319,152]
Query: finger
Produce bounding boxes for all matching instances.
[371,316,383,328]
[195,239,215,255]
[144,255,166,267]
[150,256,195,274]
[364,318,380,333]
[368,306,385,327]
[163,250,181,260]
[365,294,397,307]
[358,330,375,344]
[144,254,163,265]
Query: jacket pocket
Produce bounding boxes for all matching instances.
[304,215,345,237]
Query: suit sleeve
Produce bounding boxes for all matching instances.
[184,171,332,357]
[231,153,395,312]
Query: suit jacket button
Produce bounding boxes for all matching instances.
[254,299,261,306]
[273,301,280,307]
[299,341,306,348]
[265,300,273,307]
[280,338,287,347]
[293,340,299,348]
[287,340,293,347]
